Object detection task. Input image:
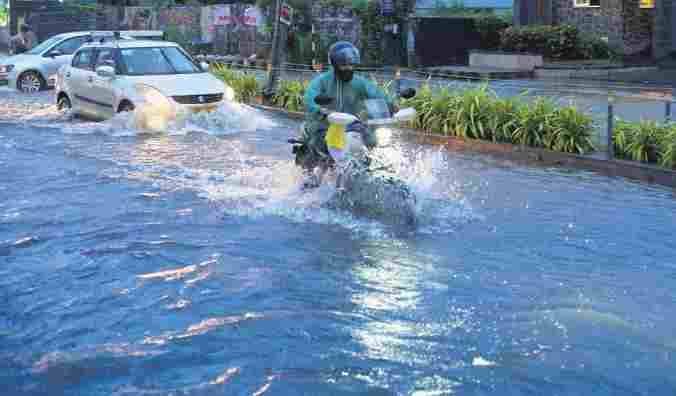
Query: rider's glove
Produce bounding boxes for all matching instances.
[319,107,331,117]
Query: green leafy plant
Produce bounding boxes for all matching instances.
[474,15,511,50]
[547,104,595,154]
[613,120,662,163]
[576,34,619,61]
[500,24,582,60]
[273,79,308,112]
[401,82,594,154]
[487,96,521,143]
[0,7,8,27]
[211,64,261,103]
[658,127,676,169]
[453,85,497,140]
[512,97,556,148]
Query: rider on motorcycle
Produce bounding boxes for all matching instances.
[297,41,398,175]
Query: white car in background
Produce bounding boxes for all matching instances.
[55,39,226,125]
[0,31,163,93]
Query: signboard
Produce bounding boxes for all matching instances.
[639,0,655,8]
[213,5,231,26]
[280,3,293,25]
[381,0,395,16]
[243,6,263,26]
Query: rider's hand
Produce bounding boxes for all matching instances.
[319,107,331,117]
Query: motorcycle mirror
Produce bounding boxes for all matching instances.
[314,95,334,106]
[400,88,416,99]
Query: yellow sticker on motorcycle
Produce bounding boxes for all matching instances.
[325,124,346,150]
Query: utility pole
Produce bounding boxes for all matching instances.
[264,0,283,99]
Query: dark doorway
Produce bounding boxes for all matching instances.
[414,17,481,67]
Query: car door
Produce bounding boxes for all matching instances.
[88,47,117,119]
[42,35,90,84]
[67,48,96,116]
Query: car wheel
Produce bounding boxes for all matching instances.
[17,71,45,93]
[57,94,72,111]
[118,101,135,113]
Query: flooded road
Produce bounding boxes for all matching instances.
[2,87,676,395]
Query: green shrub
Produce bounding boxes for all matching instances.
[273,80,308,112]
[613,120,676,166]
[500,24,580,60]
[512,97,558,147]
[547,104,596,154]
[402,83,595,154]
[211,64,260,103]
[659,128,676,169]
[576,33,619,60]
[474,15,511,50]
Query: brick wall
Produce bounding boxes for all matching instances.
[622,0,654,55]
[554,0,654,55]
[654,0,673,60]
[554,0,624,50]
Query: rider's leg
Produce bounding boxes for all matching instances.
[300,125,329,188]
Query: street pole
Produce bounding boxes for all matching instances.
[607,92,615,160]
[265,0,283,99]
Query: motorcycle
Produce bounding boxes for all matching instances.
[288,88,419,227]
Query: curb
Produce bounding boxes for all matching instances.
[249,103,676,189]
[423,68,534,80]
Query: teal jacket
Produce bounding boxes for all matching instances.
[303,70,395,148]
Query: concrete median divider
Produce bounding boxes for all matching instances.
[469,50,543,71]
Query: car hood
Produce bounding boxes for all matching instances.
[1,54,41,66]
[126,73,225,97]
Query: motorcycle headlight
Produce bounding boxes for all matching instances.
[0,65,14,74]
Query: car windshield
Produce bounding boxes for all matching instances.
[120,47,201,75]
[27,35,67,55]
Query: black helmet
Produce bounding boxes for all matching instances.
[328,41,360,67]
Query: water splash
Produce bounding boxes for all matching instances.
[0,88,479,235]
[0,89,279,138]
[371,143,482,234]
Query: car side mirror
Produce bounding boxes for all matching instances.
[200,61,209,71]
[46,50,63,58]
[96,65,115,78]
[400,88,416,99]
[314,95,333,106]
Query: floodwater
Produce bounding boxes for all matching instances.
[1,89,676,395]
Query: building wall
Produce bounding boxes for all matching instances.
[554,0,624,50]
[622,0,654,55]
[654,0,673,60]
[553,0,653,55]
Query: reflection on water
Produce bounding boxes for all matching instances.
[3,89,676,395]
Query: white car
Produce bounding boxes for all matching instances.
[55,39,226,123]
[0,31,162,93]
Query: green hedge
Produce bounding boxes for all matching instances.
[500,24,616,60]
[401,83,596,154]
[474,15,511,50]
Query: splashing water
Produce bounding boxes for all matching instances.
[0,89,478,234]
[192,142,480,236]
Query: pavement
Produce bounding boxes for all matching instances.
[421,58,676,87]
[564,67,676,87]
[422,65,534,79]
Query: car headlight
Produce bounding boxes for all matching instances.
[0,65,14,74]
[135,84,171,107]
